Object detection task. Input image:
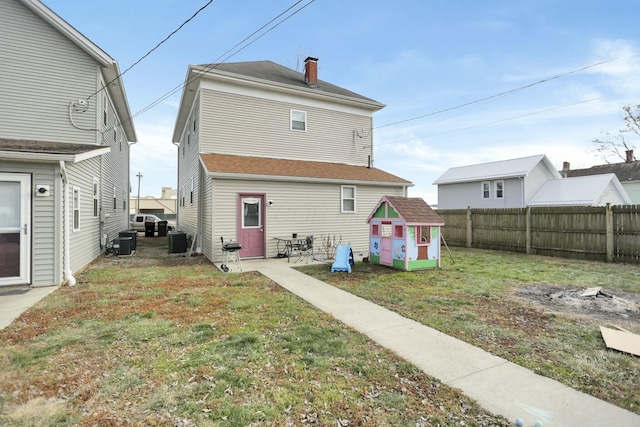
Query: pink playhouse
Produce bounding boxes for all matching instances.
[367,196,444,271]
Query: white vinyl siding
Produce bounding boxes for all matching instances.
[200,89,374,166]
[206,178,404,262]
[176,96,201,236]
[0,160,60,287]
[0,1,101,144]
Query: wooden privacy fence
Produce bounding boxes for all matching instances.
[438,205,640,263]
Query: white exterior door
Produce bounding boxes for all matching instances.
[0,173,31,286]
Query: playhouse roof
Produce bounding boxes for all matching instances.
[368,196,444,225]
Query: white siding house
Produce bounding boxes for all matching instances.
[433,155,561,209]
[434,154,632,209]
[173,58,412,262]
[0,0,136,287]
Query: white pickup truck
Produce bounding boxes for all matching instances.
[129,214,176,232]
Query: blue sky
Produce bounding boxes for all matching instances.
[44,0,640,203]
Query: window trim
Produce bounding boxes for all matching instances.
[416,226,431,245]
[341,185,356,213]
[290,109,307,132]
[394,225,403,238]
[190,177,194,204]
[371,224,380,237]
[92,178,99,218]
[495,180,504,199]
[481,181,491,199]
[72,187,80,231]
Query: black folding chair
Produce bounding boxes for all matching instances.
[220,237,242,272]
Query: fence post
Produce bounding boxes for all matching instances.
[526,207,531,254]
[466,206,472,248]
[606,203,614,262]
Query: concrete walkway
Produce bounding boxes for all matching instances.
[252,260,640,427]
[0,286,58,330]
[3,257,639,426]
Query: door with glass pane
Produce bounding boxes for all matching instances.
[237,194,265,258]
[0,173,31,286]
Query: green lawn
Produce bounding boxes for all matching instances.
[299,247,640,415]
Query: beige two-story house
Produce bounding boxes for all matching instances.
[172,58,411,262]
[0,0,136,287]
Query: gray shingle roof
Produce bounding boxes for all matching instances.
[566,161,640,183]
[201,61,382,105]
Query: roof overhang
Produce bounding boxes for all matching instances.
[0,147,110,163]
[20,0,137,143]
[173,64,385,142]
[203,170,411,188]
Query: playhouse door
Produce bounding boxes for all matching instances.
[237,194,265,258]
[380,224,392,266]
[0,173,31,286]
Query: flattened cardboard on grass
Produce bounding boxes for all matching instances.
[600,326,640,356]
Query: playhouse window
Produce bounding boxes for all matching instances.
[371,224,379,236]
[417,226,431,244]
[481,181,490,199]
[394,225,403,238]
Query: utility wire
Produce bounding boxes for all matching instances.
[373,97,601,148]
[374,57,620,130]
[130,0,313,122]
[87,0,215,101]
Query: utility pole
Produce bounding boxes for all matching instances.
[136,172,142,214]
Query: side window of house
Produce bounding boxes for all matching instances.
[341,185,356,213]
[73,187,80,231]
[190,177,194,204]
[113,186,117,210]
[93,178,99,218]
[102,91,107,126]
[290,109,306,131]
[495,180,504,199]
[481,181,490,199]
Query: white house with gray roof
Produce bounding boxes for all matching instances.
[0,0,136,287]
[433,155,561,209]
[172,58,412,263]
[433,154,631,209]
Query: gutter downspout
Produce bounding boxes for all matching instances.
[59,160,76,287]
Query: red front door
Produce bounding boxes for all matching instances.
[237,194,265,258]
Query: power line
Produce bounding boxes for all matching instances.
[373,97,601,148]
[118,0,315,128]
[88,0,215,101]
[374,57,622,130]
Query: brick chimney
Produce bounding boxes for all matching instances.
[561,161,570,177]
[626,149,635,163]
[304,57,318,88]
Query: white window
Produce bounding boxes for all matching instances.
[481,181,490,199]
[495,180,504,199]
[92,178,99,217]
[341,185,356,213]
[113,185,117,210]
[190,177,194,204]
[102,91,107,126]
[290,109,306,131]
[73,187,80,231]
[122,190,126,211]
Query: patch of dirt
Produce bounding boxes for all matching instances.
[90,234,209,268]
[514,285,640,325]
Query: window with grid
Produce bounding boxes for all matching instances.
[341,185,356,213]
[290,109,306,131]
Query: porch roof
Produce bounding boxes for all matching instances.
[200,153,412,186]
[0,138,110,162]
